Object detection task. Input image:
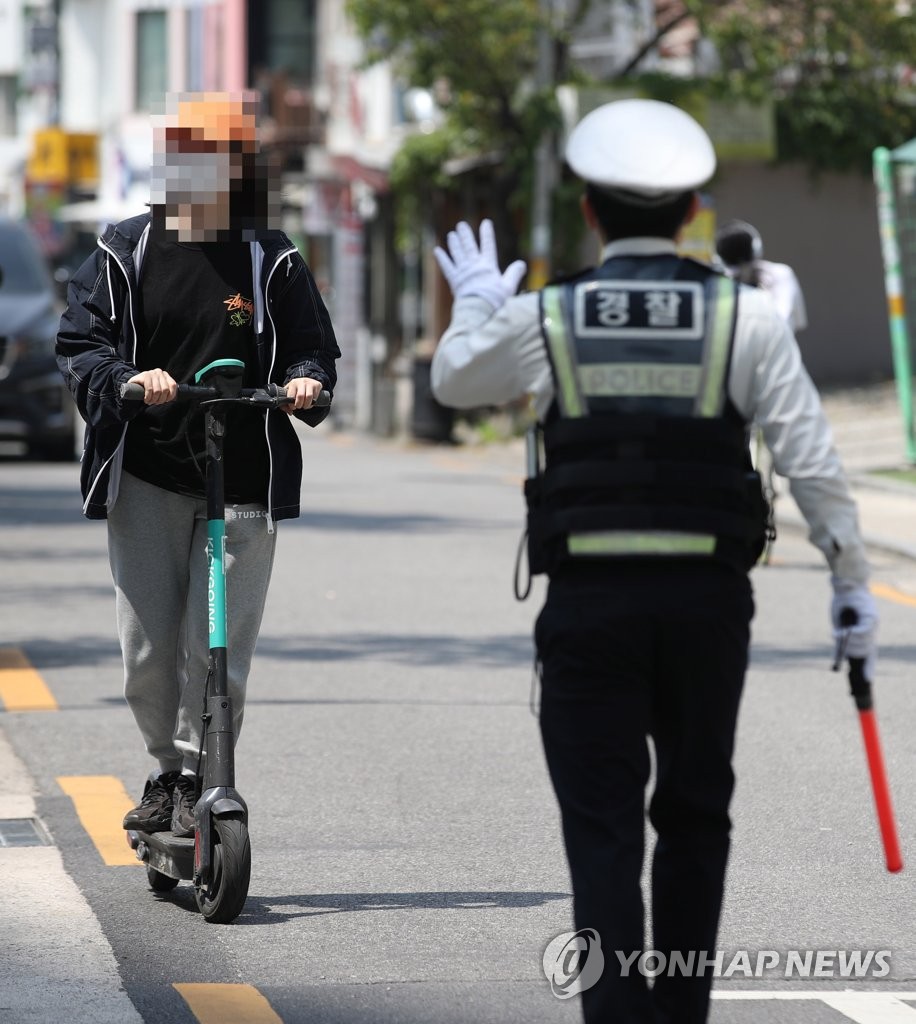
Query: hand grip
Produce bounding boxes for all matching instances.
[119,381,145,401]
[120,382,214,401]
[847,656,871,709]
[268,386,332,408]
[831,607,860,671]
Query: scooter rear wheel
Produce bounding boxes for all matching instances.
[194,815,251,924]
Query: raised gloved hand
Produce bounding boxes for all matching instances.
[434,219,527,309]
[831,577,878,680]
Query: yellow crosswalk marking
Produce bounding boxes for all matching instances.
[56,775,139,867]
[174,984,284,1024]
[0,647,58,711]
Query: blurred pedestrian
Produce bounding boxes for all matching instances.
[716,219,808,558]
[715,218,807,332]
[430,99,876,1024]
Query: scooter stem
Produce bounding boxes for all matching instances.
[203,403,233,791]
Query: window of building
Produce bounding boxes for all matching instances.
[136,10,168,111]
[185,8,203,92]
[248,0,316,85]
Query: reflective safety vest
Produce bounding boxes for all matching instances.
[525,255,769,576]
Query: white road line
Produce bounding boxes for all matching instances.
[821,994,916,1022]
[712,991,916,999]
[712,991,916,1020]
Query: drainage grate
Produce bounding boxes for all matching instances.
[0,818,51,847]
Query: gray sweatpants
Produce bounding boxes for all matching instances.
[108,472,277,774]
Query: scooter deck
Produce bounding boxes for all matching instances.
[127,828,195,881]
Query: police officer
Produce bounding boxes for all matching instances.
[430,99,877,1024]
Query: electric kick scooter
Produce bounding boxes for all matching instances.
[121,358,330,923]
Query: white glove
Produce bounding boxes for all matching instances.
[434,219,527,309]
[830,577,878,679]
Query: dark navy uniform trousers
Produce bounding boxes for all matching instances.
[536,562,754,1024]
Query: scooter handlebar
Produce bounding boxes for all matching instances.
[119,381,331,408]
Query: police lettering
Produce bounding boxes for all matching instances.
[644,290,681,327]
[595,290,630,327]
[577,280,701,337]
[580,362,700,398]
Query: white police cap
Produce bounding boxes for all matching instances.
[565,98,716,205]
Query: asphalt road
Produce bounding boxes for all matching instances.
[3,422,916,1024]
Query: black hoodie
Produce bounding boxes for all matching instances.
[56,213,340,523]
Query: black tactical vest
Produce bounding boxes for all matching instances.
[525,253,769,577]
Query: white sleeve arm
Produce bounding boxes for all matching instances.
[761,261,808,332]
[728,290,868,584]
[430,292,554,411]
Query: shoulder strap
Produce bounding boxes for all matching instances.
[694,275,738,418]
[540,285,586,418]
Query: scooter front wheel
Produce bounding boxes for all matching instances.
[195,815,251,924]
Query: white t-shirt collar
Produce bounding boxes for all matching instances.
[599,237,679,261]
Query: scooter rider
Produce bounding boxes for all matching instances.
[56,93,339,839]
[430,98,877,1023]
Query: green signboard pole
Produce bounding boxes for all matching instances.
[873,146,916,464]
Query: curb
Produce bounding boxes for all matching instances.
[0,725,144,1024]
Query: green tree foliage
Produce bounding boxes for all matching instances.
[348,0,916,259]
[349,0,553,143]
[701,0,916,173]
[348,0,585,258]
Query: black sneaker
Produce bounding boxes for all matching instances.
[123,771,180,832]
[171,774,199,838]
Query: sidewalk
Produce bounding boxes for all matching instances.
[0,730,143,1024]
[777,380,916,562]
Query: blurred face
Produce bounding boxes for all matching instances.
[152,145,242,241]
[150,93,261,242]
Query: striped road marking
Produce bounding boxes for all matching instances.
[56,775,139,867]
[0,647,57,711]
[713,991,916,1020]
[174,984,283,1024]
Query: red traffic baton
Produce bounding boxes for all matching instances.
[845,655,903,873]
[832,614,902,873]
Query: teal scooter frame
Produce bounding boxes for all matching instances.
[123,358,329,923]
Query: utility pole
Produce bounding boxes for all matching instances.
[529,0,556,290]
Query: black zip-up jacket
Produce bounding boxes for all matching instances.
[56,213,340,523]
